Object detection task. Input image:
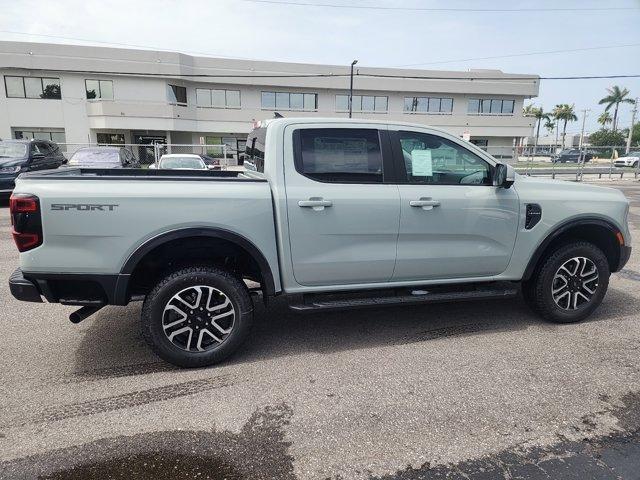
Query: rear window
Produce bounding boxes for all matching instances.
[245,127,266,173]
[159,157,206,169]
[0,142,27,158]
[69,149,120,166]
[294,128,383,183]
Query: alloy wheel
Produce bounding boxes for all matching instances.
[551,256,599,310]
[162,285,235,352]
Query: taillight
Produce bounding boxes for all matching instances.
[10,194,43,252]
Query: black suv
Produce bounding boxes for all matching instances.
[552,149,593,163]
[0,139,66,195]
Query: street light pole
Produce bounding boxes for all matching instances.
[349,59,358,118]
[577,108,590,181]
[625,97,638,155]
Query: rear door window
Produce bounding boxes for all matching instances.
[294,128,383,183]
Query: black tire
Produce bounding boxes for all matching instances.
[633,161,639,168]
[524,241,610,323]
[141,266,253,368]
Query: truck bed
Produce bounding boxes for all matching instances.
[12,168,281,294]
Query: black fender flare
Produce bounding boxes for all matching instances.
[522,217,622,281]
[117,227,277,299]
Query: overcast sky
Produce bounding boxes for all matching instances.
[1,0,639,133]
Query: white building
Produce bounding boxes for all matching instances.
[0,41,539,162]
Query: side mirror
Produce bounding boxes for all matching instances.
[31,152,45,160]
[494,163,515,188]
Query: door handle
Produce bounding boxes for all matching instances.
[298,198,333,211]
[409,197,440,210]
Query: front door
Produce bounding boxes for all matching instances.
[389,128,519,281]
[284,125,400,287]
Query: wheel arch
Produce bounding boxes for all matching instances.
[119,227,277,300]
[522,217,624,282]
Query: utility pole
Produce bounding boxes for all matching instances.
[349,59,358,118]
[578,108,590,150]
[626,98,638,154]
[577,109,590,181]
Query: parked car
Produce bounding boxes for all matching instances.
[0,139,66,196]
[149,154,207,170]
[552,149,592,163]
[8,118,631,368]
[614,152,640,168]
[67,147,139,168]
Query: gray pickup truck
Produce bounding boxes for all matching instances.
[9,118,632,367]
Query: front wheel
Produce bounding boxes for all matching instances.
[141,266,253,367]
[524,242,610,323]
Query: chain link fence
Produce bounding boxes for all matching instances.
[513,145,640,180]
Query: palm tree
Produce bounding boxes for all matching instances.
[553,104,578,148]
[598,86,635,132]
[524,105,550,154]
[597,111,612,128]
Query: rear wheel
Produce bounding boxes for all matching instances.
[523,242,610,323]
[141,266,253,367]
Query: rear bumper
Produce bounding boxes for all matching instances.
[9,268,129,306]
[9,269,43,302]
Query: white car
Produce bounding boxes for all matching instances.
[149,154,207,170]
[614,153,640,168]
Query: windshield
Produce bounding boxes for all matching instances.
[69,150,120,166]
[0,142,27,158]
[159,157,206,169]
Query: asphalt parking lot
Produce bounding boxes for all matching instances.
[1,180,640,480]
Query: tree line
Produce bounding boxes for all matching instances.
[524,86,637,150]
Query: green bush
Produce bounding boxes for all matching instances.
[588,128,627,147]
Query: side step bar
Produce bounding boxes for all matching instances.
[289,282,518,312]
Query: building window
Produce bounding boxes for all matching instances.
[97,133,125,144]
[196,88,241,108]
[468,98,515,115]
[404,96,453,114]
[261,91,318,111]
[167,84,187,105]
[4,76,61,99]
[336,94,388,113]
[85,80,114,100]
[14,129,66,143]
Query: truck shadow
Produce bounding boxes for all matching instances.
[238,286,640,364]
[72,286,640,375]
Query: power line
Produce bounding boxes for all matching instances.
[240,0,640,12]
[2,66,639,81]
[392,43,640,67]
[5,31,639,73]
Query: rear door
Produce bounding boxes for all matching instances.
[284,124,400,287]
[389,127,519,281]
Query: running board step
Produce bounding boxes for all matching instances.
[289,282,518,312]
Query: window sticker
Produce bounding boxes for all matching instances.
[411,149,433,176]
